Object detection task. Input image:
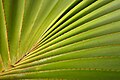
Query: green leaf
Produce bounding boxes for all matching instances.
[18,32,120,65]
[23,0,77,56]
[25,8,120,60]
[37,0,113,48]
[0,0,120,79]
[1,69,120,80]
[2,0,25,64]
[14,45,120,69]
[0,0,10,70]
[19,0,42,61]
[36,0,117,49]
[1,57,120,79]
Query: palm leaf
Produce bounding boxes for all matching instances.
[0,0,10,70]
[0,0,120,79]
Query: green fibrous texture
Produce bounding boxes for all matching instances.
[0,0,120,80]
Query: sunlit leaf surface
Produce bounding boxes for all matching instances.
[0,0,120,79]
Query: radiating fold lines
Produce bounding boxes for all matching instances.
[19,0,43,61]
[24,0,78,55]
[24,8,120,60]
[1,56,120,79]
[0,0,11,70]
[26,0,119,58]
[31,0,98,51]
[15,0,58,64]
[14,45,120,69]
[17,0,76,63]
[3,56,120,73]
[35,0,112,49]
[15,21,120,67]
[23,0,59,56]
[0,0,120,79]
[22,20,120,62]
[2,0,25,65]
[16,31,120,65]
